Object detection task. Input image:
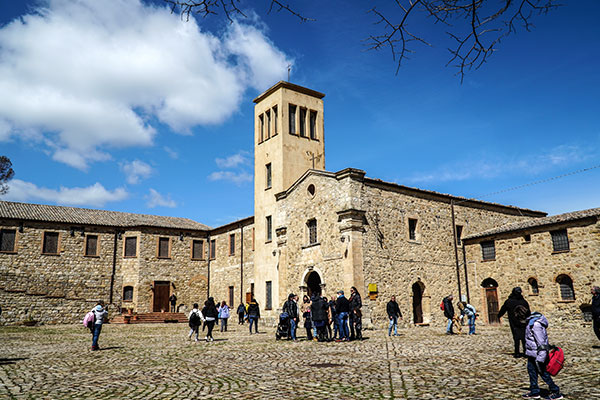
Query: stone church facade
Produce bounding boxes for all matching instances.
[1,81,598,327]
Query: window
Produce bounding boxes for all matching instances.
[192,240,204,260]
[124,237,137,258]
[408,219,418,241]
[266,216,272,242]
[528,277,539,295]
[123,286,133,302]
[456,225,463,246]
[42,232,59,255]
[550,229,569,252]
[307,219,317,244]
[266,110,271,139]
[0,229,16,253]
[524,234,531,243]
[299,108,307,137]
[273,105,278,135]
[85,235,99,256]
[209,239,216,259]
[288,104,296,134]
[252,228,255,251]
[158,237,170,258]
[259,114,264,142]
[266,281,272,310]
[229,233,235,256]
[266,163,272,189]
[309,110,317,139]
[481,240,496,261]
[556,274,575,300]
[229,286,234,307]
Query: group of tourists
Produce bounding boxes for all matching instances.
[440,294,477,335]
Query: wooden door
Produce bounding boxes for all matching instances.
[486,288,500,324]
[153,281,170,312]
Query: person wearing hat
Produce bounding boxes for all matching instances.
[335,290,350,342]
[498,287,531,357]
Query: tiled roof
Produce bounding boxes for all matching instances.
[463,207,600,241]
[0,201,210,231]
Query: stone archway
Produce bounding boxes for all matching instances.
[306,271,322,298]
[412,281,425,324]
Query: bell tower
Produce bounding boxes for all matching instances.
[252,81,325,313]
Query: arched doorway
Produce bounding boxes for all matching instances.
[412,281,425,324]
[306,271,322,298]
[482,278,500,324]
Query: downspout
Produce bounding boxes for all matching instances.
[450,201,462,300]
[462,243,470,303]
[240,223,244,305]
[109,230,118,305]
[207,233,211,298]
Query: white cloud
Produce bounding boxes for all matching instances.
[121,160,153,184]
[0,0,290,169]
[208,171,253,185]
[146,188,176,208]
[3,179,128,207]
[164,146,179,160]
[215,150,250,168]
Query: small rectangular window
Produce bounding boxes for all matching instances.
[266,281,272,310]
[266,163,272,189]
[456,225,463,246]
[273,105,278,135]
[481,241,495,261]
[158,237,170,258]
[42,232,59,255]
[0,229,16,253]
[85,235,99,256]
[289,104,296,134]
[229,233,235,256]
[309,110,317,139]
[524,234,531,243]
[192,239,204,260]
[229,286,234,307]
[266,110,271,139]
[259,114,264,142]
[266,215,272,242]
[408,219,418,241]
[299,108,307,137]
[210,239,216,259]
[307,219,317,244]
[124,237,137,258]
[550,229,569,252]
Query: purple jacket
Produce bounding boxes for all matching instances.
[524,312,549,362]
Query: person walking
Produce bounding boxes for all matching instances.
[442,295,455,335]
[517,306,563,399]
[219,301,230,332]
[335,290,350,341]
[349,286,362,340]
[498,287,531,357]
[169,293,177,313]
[247,297,260,334]
[592,286,600,344]
[91,300,108,351]
[282,293,299,340]
[387,295,403,336]
[188,303,202,342]
[236,303,246,325]
[201,297,218,342]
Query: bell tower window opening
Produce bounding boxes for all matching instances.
[273,105,278,135]
[259,114,264,143]
[288,104,297,134]
[266,110,271,139]
[309,110,317,140]
[299,108,307,137]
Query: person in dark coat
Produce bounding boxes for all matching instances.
[498,286,531,357]
[442,295,455,334]
[282,293,299,340]
[349,286,362,340]
[335,290,350,341]
[387,295,403,336]
[247,298,260,334]
[169,293,177,313]
[310,295,329,342]
[591,286,600,343]
[236,303,246,325]
[201,297,218,342]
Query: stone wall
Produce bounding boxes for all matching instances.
[463,217,600,326]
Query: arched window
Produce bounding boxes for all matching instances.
[123,286,134,302]
[556,275,575,301]
[528,278,539,295]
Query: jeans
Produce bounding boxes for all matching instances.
[290,318,297,340]
[468,314,476,335]
[189,325,199,340]
[337,312,349,339]
[92,323,102,349]
[527,356,559,395]
[248,316,258,333]
[446,318,453,333]
[388,316,398,336]
[332,316,339,339]
[220,318,228,332]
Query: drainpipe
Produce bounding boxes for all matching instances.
[207,233,211,298]
[450,201,462,300]
[462,243,470,303]
[109,230,118,305]
[240,223,244,305]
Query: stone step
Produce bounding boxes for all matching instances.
[111,312,188,324]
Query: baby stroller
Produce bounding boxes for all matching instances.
[275,312,291,340]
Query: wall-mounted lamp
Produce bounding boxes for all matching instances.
[117,231,122,240]
[341,235,350,243]
[179,233,184,241]
[70,227,75,237]
[18,222,24,233]
[149,284,154,291]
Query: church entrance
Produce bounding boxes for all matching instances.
[482,278,500,324]
[412,281,424,324]
[306,271,322,298]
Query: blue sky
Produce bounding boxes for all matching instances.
[0,0,599,227]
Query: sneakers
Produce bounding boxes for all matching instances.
[545,393,563,400]
[522,393,540,399]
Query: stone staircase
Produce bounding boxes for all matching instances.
[111,312,188,324]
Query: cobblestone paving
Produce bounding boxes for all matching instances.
[1,322,599,399]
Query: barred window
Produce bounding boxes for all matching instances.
[42,232,59,255]
[158,237,170,258]
[556,274,575,300]
[481,241,495,261]
[408,219,418,241]
[307,219,317,244]
[85,235,98,256]
[192,240,203,260]
[0,229,16,252]
[124,237,137,257]
[123,286,133,302]
[550,229,569,252]
[266,281,272,310]
[229,286,234,307]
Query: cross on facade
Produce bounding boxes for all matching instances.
[306,151,322,168]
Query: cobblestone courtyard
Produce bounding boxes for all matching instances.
[1,322,599,399]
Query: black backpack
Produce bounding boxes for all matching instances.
[189,311,200,327]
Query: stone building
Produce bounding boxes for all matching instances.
[462,207,600,326]
[1,81,597,327]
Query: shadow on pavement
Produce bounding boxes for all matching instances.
[0,357,28,365]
